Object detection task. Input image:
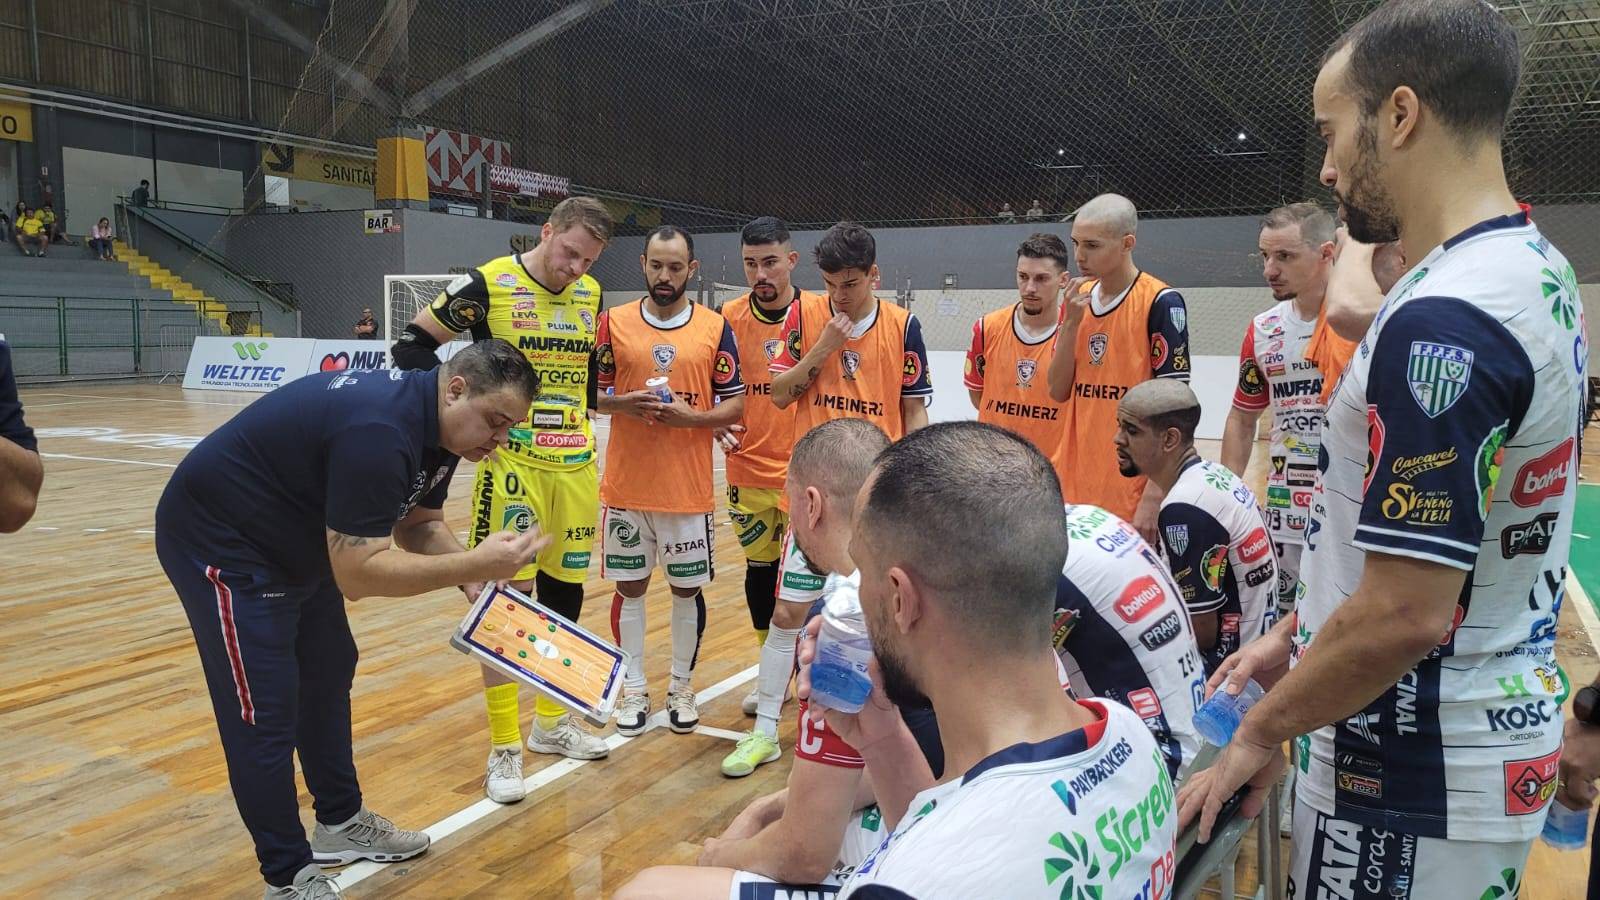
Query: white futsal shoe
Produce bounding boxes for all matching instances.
[486,746,526,803]
[615,690,651,736]
[668,687,700,733]
[741,681,795,717]
[264,865,340,899]
[528,713,610,759]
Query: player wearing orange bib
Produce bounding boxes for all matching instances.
[1047,194,1190,539]
[596,227,746,736]
[720,217,821,716]
[722,222,934,778]
[964,233,1073,488]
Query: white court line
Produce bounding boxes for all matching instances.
[22,390,253,407]
[134,529,156,534]
[1566,571,1600,659]
[1576,532,1591,540]
[82,528,107,534]
[40,452,178,469]
[33,526,58,532]
[20,400,100,409]
[694,725,749,743]
[331,663,758,891]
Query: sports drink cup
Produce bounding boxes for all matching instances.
[1192,677,1265,746]
[809,575,874,713]
[1542,798,1589,850]
[646,376,674,403]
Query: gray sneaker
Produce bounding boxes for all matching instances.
[528,713,611,759]
[264,864,340,899]
[310,808,430,866]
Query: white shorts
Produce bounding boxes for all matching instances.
[727,805,885,900]
[777,528,827,606]
[599,506,715,589]
[1287,796,1534,899]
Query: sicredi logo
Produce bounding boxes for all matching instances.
[1115,575,1163,623]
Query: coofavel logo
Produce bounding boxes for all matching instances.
[535,433,588,448]
[1115,575,1163,624]
[1238,528,1270,564]
[1510,437,1573,507]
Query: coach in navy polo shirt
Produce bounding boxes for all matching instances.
[156,339,550,898]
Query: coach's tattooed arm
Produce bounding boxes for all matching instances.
[325,522,545,601]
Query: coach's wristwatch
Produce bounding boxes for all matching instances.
[1573,684,1600,726]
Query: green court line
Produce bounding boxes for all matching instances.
[1574,484,1600,618]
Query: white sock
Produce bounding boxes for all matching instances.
[754,625,799,738]
[616,592,647,691]
[670,592,704,686]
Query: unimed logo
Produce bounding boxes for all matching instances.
[233,341,268,360]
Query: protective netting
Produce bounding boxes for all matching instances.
[241,0,1600,223]
[5,0,1596,354]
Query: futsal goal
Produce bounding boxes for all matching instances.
[382,274,474,356]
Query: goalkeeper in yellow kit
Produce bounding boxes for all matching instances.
[391,197,613,803]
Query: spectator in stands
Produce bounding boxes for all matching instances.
[11,200,24,226]
[0,206,10,243]
[1025,199,1045,221]
[39,202,72,245]
[89,217,116,261]
[0,337,43,533]
[995,202,1016,223]
[353,308,379,340]
[13,206,46,257]
[132,179,151,207]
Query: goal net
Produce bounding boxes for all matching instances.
[383,274,474,354]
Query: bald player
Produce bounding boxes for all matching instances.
[1047,194,1191,538]
[1115,380,1274,675]
[964,233,1072,485]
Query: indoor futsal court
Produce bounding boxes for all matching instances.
[5,387,1597,897]
[3,1,1600,898]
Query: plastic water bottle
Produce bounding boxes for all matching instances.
[646,376,674,403]
[1542,799,1590,850]
[808,574,875,714]
[1192,678,1265,746]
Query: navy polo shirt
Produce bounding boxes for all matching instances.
[157,368,459,583]
[0,340,36,453]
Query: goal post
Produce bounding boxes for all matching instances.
[382,274,473,361]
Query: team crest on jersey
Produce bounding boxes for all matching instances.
[1015,358,1037,388]
[902,351,925,388]
[763,339,782,361]
[578,308,594,330]
[1170,306,1186,334]
[1165,524,1189,556]
[713,350,737,386]
[1406,341,1473,418]
[841,350,861,380]
[1150,334,1170,369]
[1088,332,1109,365]
[652,343,677,373]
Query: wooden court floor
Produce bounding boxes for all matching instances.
[1,383,1594,899]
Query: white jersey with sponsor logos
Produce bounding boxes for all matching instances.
[1233,302,1323,545]
[839,700,1176,900]
[1057,504,1205,782]
[1297,210,1582,842]
[1157,459,1277,674]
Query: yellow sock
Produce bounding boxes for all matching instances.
[534,694,568,731]
[755,627,769,649]
[485,683,521,747]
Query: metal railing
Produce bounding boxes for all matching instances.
[116,199,298,311]
[0,295,245,379]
